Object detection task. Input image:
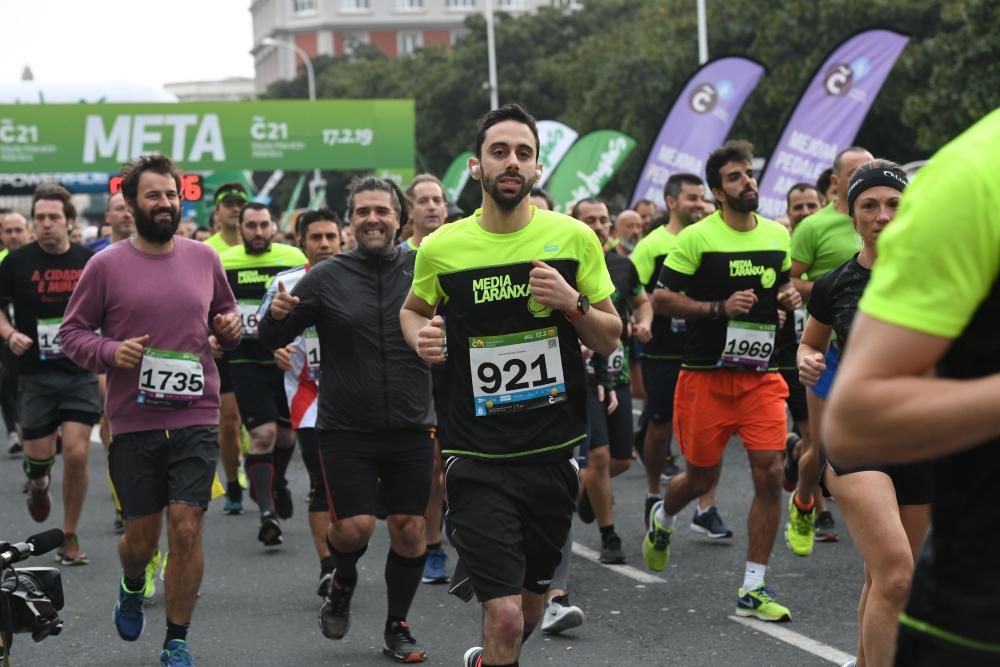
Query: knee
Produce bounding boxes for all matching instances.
[876,560,915,608]
[752,458,784,493]
[168,511,203,551]
[686,472,716,497]
[388,516,426,553]
[332,516,375,548]
[485,598,524,645]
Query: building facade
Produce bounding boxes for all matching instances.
[251,0,580,92]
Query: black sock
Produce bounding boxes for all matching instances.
[332,544,368,586]
[165,619,189,647]
[244,454,275,513]
[273,444,294,485]
[226,480,241,494]
[385,549,426,621]
[123,573,145,593]
[600,524,616,540]
[427,542,442,551]
[320,555,335,574]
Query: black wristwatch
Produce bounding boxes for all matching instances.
[565,293,590,321]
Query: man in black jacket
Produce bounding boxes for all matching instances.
[259,177,433,664]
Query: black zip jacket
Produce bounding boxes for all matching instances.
[258,247,434,432]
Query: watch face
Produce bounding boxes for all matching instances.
[578,294,590,314]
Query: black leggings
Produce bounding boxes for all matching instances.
[297,428,329,513]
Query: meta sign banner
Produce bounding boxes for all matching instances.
[757,30,909,219]
[0,100,415,175]
[630,56,765,207]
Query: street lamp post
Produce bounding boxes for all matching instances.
[485,0,499,109]
[261,36,326,204]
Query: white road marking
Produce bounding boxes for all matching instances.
[728,615,854,665]
[571,542,665,584]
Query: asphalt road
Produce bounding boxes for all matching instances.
[3,429,863,666]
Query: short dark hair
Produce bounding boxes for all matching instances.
[239,202,271,224]
[119,155,181,207]
[663,173,704,203]
[31,184,77,221]
[705,140,754,192]
[474,104,540,160]
[816,168,833,196]
[297,208,341,239]
[345,176,408,224]
[635,198,656,209]
[530,188,554,211]
[570,197,607,220]
[785,182,818,208]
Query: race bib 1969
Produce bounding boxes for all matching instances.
[36,317,64,360]
[469,326,566,416]
[237,299,261,338]
[719,320,776,371]
[137,348,205,408]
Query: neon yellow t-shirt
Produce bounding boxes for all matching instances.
[412,206,614,461]
[790,203,859,281]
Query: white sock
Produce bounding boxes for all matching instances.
[646,492,662,500]
[743,561,767,591]
[654,504,676,528]
[695,504,711,517]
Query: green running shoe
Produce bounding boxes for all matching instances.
[143,549,161,603]
[785,493,816,557]
[641,500,673,572]
[736,583,791,622]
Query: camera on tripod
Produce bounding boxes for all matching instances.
[0,528,66,660]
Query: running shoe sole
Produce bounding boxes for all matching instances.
[258,519,283,547]
[541,605,584,634]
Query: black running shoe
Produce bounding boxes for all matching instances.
[783,433,800,492]
[319,575,355,639]
[577,488,595,524]
[690,506,733,539]
[257,511,283,547]
[382,620,427,663]
[815,511,839,542]
[317,570,333,598]
[599,532,626,564]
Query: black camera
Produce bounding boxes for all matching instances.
[0,529,66,657]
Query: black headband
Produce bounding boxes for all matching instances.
[847,169,907,216]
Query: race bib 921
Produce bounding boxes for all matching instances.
[469,327,566,417]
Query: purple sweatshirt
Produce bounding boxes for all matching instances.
[60,238,238,435]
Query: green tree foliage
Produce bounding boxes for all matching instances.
[263,0,999,208]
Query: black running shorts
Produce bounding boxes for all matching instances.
[19,370,100,440]
[583,385,634,463]
[445,456,579,601]
[215,356,233,395]
[779,367,809,424]
[296,428,328,513]
[317,428,433,520]
[640,358,681,424]
[109,425,219,519]
[823,449,934,506]
[229,363,291,431]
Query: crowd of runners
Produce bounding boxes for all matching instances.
[0,103,997,667]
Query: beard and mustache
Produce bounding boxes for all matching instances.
[726,186,759,213]
[484,171,532,212]
[134,204,180,243]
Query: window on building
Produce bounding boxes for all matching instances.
[395,0,423,10]
[497,0,526,7]
[398,30,423,55]
[445,0,477,9]
[344,31,370,55]
[292,0,317,14]
[340,0,371,12]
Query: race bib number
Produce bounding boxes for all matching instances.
[137,348,205,408]
[793,308,806,343]
[670,317,687,334]
[237,299,261,338]
[37,317,63,360]
[607,344,625,381]
[304,328,320,380]
[469,327,567,416]
[720,321,776,371]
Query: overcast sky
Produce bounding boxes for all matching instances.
[2,0,255,88]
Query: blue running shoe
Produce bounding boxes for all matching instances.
[114,574,145,641]
[160,639,195,666]
[421,546,449,584]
